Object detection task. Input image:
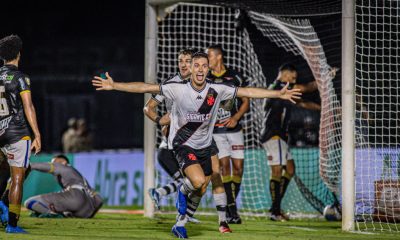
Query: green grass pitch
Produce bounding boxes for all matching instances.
[0,211,398,239]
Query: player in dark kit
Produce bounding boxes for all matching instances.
[207,45,249,223]
[260,63,322,222]
[0,35,41,233]
[24,155,103,218]
[92,52,301,238]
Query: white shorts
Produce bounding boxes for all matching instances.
[1,139,31,168]
[262,138,292,166]
[213,131,244,159]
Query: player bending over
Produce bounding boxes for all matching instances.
[92,52,301,238]
[24,155,103,218]
[261,63,324,221]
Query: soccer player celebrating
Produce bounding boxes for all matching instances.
[24,155,103,218]
[260,63,322,222]
[144,49,201,223]
[92,52,301,238]
[0,35,41,233]
[207,45,249,224]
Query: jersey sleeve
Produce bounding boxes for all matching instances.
[30,162,70,176]
[151,94,165,103]
[160,82,179,101]
[17,74,31,94]
[214,84,238,101]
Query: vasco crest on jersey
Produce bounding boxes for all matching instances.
[206,94,215,106]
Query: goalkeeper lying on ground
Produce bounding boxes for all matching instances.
[23,155,103,218]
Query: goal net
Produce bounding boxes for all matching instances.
[355,0,400,231]
[154,2,337,217]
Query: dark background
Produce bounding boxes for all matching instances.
[1,1,146,151]
[0,1,342,151]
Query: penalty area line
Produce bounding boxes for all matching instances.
[287,226,318,231]
[99,209,144,214]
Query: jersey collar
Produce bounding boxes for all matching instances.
[189,80,207,93]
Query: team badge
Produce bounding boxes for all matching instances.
[207,94,215,106]
[188,153,197,161]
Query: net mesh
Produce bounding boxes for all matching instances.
[355,0,400,232]
[155,2,336,217]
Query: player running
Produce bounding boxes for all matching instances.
[207,45,249,224]
[0,35,41,233]
[92,52,301,238]
[24,155,103,218]
[144,49,201,224]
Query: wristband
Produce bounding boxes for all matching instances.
[155,116,161,125]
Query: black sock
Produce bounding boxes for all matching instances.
[280,173,292,201]
[232,175,242,200]
[222,176,235,217]
[8,208,19,227]
[270,177,281,215]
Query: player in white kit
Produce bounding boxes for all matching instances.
[92,52,301,238]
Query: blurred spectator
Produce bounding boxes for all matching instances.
[74,119,93,152]
[62,118,78,153]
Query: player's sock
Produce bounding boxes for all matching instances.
[175,214,188,227]
[179,178,195,195]
[213,192,227,223]
[156,178,183,197]
[8,204,21,227]
[280,172,292,200]
[186,193,201,218]
[269,176,281,215]
[25,199,51,214]
[222,175,235,217]
[232,175,242,202]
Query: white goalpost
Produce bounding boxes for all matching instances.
[144,0,400,233]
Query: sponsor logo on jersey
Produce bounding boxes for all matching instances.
[232,145,244,150]
[186,112,211,122]
[207,94,215,106]
[224,77,233,80]
[187,153,197,161]
[196,95,202,100]
[0,116,12,136]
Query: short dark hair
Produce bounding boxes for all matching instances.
[192,51,209,63]
[279,63,297,72]
[53,154,70,164]
[207,45,225,57]
[0,35,22,62]
[178,48,194,57]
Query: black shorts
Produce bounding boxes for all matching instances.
[174,144,214,177]
[157,148,182,180]
[210,139,219,156]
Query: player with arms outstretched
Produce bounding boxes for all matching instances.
[92,52,301,238]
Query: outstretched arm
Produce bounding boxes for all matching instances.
[92,72,160,94]
[30,162,67,175]
[237,82,302,103]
